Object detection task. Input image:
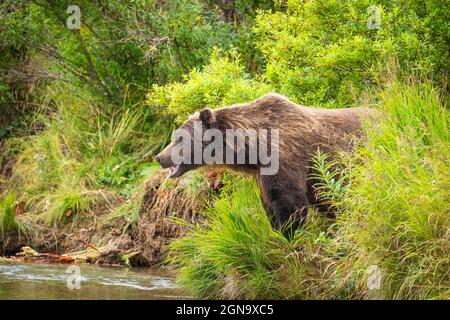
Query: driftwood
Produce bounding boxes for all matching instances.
[10,245,102,264]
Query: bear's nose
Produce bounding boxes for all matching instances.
[155,155,161,163]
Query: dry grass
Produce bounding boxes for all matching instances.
[135,169,211,264]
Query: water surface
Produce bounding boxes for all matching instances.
[0,261,188,300]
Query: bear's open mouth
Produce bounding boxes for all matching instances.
[169,164,182,178]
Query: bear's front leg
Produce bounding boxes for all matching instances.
[257,173,310,237]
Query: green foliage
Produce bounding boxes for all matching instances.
[44,187,100,226]
[6,83,158,225]
[169,172,339,299]
[139,162,162,178]
[148,49,272,122]
[0,193,18,234]
[11,83,157,189]
[169,174,289,299]
[12,126,90,196]
[255,0,450,107]
[104,178,148,228]
[0,193,28,236]
[0,0,268,105]
[333,80,450,299]
[310,150,348,206]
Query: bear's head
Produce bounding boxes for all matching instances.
[155,108,219,178]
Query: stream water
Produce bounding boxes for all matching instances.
[0,261,188,300]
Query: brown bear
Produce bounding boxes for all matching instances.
[155,93,372,234]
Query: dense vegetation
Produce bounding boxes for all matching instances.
[1,0,448,299]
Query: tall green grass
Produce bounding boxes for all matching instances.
[333,80,450,299]
[6,83,164,226]
[0,193,27,236]
[168,79,450,300]
[169,174,286,299]
[168,173,338,299]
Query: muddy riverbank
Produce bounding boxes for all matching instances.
[1,170,214,267]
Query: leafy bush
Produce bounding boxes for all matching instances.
[169,172,340,299]
[0,193,27,235]
[332,79,450,299]
[0,0,270,106]
[7,84,155,224]
[255,0,449,107]
[148,49,272,123]
[169,174,290,299]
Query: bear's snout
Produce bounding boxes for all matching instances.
[155,153,172,169]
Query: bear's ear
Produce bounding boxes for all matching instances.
[199,108,216,127]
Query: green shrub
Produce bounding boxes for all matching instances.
[255,0,449,107]
[168,172,338,299]
[0,0,269,105]
[0,193,27,235]
[332,80,450,299]
[147,49,272,123]
[43,187,101,226]
[169,174,288,299]
[7,85,154,224]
